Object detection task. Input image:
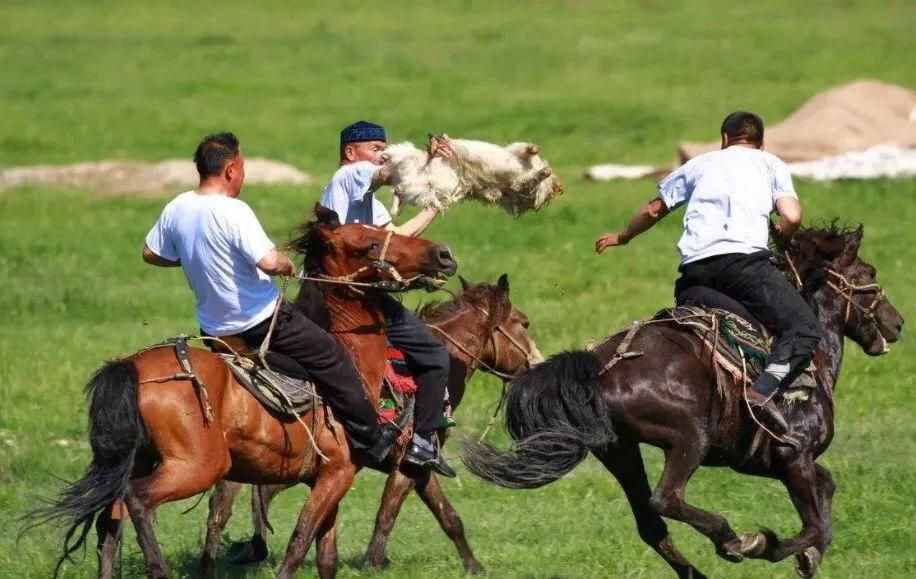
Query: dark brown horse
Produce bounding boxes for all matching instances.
[201,274,543,574]
[464,224,903,578]
[28,206,458,579]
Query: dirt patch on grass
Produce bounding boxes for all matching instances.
[0,158,311,197]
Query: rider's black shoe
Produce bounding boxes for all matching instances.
[404,432,456,478]
[745,389,801,450]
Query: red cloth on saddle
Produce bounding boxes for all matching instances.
[385,346,418,394]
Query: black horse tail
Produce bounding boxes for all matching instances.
[22,359,146,577]
[463,350,615,489]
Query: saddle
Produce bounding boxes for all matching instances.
[656,287,816,398]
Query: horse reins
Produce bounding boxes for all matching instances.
[783,251,886,324]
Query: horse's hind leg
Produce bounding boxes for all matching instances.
[592,442,707,579]
[200,480,243,573]
[365,469,415,569]
[96,502,124,579]
[650,443,743,562]
[415,471,483,574]
[124,490,169,579]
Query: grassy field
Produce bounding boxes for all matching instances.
[2,1,915,578]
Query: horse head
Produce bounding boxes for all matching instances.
[291,204,457,289]
[788,223,904,356]
[458,273,544,374]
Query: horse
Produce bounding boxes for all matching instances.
[27,205,459,579]
[463,223,904,578]
[201,273,544,574]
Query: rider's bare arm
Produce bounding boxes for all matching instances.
[257,248,295,276]
[595,197,669,254]
[774,197,802,241]
[385,207,439,237]
[142,244,181,267]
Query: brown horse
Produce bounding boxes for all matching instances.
[464,224,904,578]
[28,206,458,579]
[201,274,544,574]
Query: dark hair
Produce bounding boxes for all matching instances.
[720,111,764,146]
[193,132,240,179]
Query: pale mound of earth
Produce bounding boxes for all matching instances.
[0,158,311,196]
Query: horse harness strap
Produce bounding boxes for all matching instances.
[598,321,646,375]
[137,335,215,424]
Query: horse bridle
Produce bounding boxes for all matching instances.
[299,229,444,292]
[784,251,887,325]
[427,304,534,381]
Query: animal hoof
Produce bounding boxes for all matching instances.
[795,546,821,578]
[537,167,553,179]
[717,541,744,563]
[465,559,485,575]
[526,144,540,156]
[227,537,269,565]
[736,532,769,558]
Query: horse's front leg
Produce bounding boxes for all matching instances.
[365,468,415,569]
[276,464,357,579]
[200,480,243,574]
[414,470,483,574]
[735,458,830,578]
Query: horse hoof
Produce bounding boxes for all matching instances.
[795,546,821,578]
[227,538,269,565]
[737,532,769,558]
[465,560,485,575]
[716,540,744,563]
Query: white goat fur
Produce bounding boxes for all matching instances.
[381,136,563,216]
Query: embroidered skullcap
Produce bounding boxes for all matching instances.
[340,121,387,146]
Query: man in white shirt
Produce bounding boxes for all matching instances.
[318,121,456,477]
[595,112,822,443]
[143,132,397,464]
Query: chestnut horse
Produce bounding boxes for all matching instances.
[202,274,544,574]
[464,224,904,578]
[29,206,458,579]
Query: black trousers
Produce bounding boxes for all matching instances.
[674,251,822,387]
[236,301,381,450]
[377,293,450,435]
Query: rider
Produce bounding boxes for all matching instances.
[595,111,822,442]
[319,120,456,477]
[143,132,397,465]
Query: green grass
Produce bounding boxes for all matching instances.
[2,1,915,578]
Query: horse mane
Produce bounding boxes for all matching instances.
[287,218,327,274]
[772,219,862,295]
[418,282,510,328]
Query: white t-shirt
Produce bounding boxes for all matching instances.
[658,146,798,265]
[319,161,392,226]
[145,191,279,336]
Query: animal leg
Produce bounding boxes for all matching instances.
[276,464,357,579]
[739,459,827,576]
[506,142,540,158]
[124,490,169,579]
[390,194,402,217]
[365,468,415,569]
[509,166,552,194]
[814,463,836,553]
[415,471,483,574]
[239,483,291,563]
[96,502,123,579]
[650,444,742,562]
[200,480,243,574]
[315,506,340,579]
[592,442,707,579]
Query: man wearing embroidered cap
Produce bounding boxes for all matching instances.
[143,132,398,466]
[319,120,457,477]
[595,112,822,446]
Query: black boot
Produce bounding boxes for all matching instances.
[747,373,800,450]
[405,432,456,478]
[363,423,399,465]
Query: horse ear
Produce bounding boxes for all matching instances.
[314,203,340,228]
[458,275,471,291]
[839,225,864,265]
[497,273,510,294]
